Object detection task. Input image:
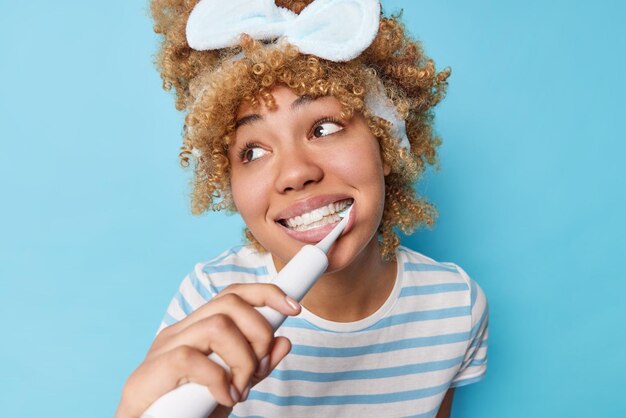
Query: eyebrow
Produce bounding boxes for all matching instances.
[235,95,316,129]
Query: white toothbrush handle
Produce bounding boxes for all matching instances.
[142,245,328,418]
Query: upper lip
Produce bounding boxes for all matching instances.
[274,194,353,222]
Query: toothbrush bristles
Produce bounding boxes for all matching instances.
[315,204,353,254]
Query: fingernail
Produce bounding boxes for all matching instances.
[230,384,240,403]
[255,354,270,377]
[241,383,251,402]
[285,296,300,312]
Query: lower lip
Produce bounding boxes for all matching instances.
[277,205,356,244]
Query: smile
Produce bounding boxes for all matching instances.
[278,199,353,232]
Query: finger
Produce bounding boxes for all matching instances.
[188,313,260,394]
[165,346,239,407]
[126,345,238,412]
[164,284,300,335]
[267,336,292,372]
[154,313,260,395]
[270,337,291,372]
[153,294,275,362]
[216,283,301,315]
[251,336,292,386]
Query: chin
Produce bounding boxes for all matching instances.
[324,236,379,274]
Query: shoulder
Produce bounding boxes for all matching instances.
[397,246,478,286]
[396,246,488,317]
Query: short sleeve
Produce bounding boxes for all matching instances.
[155,263,219,335]
[450,265,489,387]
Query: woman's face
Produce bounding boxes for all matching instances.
[229,85,389,271]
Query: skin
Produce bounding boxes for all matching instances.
[229,86,397,321]
[114,85,453,417]
[436,388,455,418]
[115,285,302,417]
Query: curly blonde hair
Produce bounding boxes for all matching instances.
[150,0,450,259]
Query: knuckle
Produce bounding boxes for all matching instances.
[222,283,242,294]
[227,353,256,377]
[265,283,284,296]
[240,354,257,376]
[151,329,173,349]
[219,292,243,306]
[206,313,233,332]
[123,368,141,391]
[169,345,196,368]
[225,292,246,307]
[256,325,274,347]
[156,325,172,338]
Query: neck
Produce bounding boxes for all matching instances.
[273,239,397,322]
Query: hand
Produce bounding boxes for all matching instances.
[115,283,301,418]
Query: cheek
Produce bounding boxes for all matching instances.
[231,170,270,221]
[325,140,386,185]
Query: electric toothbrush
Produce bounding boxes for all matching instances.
[142,204,353,418]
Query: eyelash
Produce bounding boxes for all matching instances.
[237,116,345,163]
[310,116,344,138]
[238,141,263,163]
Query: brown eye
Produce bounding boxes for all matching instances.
[313,122,343,138]
[241,145,268,163]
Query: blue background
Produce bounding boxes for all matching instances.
[1,0,624,416]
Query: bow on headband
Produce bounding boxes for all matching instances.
[186,0,410,150]
[186,0,380,61]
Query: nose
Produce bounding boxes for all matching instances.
[274,145,324,193]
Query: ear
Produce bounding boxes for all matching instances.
[383,161,391,176]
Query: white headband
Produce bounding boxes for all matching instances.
[186,0,410,150]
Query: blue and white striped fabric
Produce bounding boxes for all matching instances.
[158,245,488,418]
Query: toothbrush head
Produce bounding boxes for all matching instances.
[315,203,353,254]
[337,203,352,219]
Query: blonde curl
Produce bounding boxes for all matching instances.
[150,0,450,258]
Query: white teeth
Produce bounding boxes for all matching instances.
[291,214,341,231]
[282,199,352,231]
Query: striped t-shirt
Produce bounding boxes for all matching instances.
[159,245,489,418]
